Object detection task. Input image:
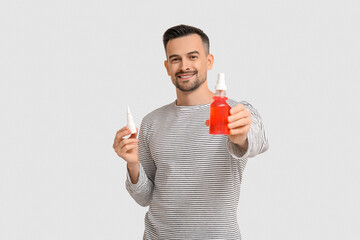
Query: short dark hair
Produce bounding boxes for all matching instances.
[163,24,210,54]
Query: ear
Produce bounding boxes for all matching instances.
[164,60,170,76]
[207,54,214,70]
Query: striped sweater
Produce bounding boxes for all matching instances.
[126,99,269,240]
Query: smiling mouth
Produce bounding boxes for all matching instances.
[177,73,196,80]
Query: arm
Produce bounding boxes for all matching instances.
[125,120,156,207]
[227,101,269,159]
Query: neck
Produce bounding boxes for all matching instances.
[175,81,214,106]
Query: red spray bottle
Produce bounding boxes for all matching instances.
[209,73,230,135]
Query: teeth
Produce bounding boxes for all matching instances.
[179,74,193,78]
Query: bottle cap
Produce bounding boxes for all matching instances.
[215,73,227,90]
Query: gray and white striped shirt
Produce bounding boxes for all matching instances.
[126,99,269,240]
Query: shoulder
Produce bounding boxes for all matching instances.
[140,101,175,128]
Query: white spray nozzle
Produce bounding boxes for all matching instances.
[215,73,227,91]
[127,105,137,134]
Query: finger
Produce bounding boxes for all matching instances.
[120,143,138,154]
[118,126,129,132]
[228,117,252,129]
[228,109,251,123]
[115,126,130,139]
[114,140,138,154]
[229,125,250,135]
[119,138,139,149]
[230,104,245,115]
[205,119,209,126]
[114,127,131,148]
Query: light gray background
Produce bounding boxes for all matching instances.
[1,0,359,239]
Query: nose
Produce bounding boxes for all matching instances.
[180,59,191,72]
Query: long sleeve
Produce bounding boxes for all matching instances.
[227,101,269,160]
[127,100,268,239]
[125,119,156,207]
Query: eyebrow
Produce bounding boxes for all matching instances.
[168,51,200,59]
[187,51,200,55]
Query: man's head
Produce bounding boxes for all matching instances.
[163,24,210,55]
[163,24,214,92]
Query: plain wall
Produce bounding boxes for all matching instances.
[1,0,359,239]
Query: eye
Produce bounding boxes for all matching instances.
[190,55,198,59]
[171,58,180,63]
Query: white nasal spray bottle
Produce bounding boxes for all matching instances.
[127,105,137,134]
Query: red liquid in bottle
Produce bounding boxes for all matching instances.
[209,96,230,135]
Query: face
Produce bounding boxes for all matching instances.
[164,34,214,92]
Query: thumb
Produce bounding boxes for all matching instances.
[129,127,139,139]
[205,119,209,126]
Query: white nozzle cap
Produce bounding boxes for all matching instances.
[127,105,137,134]
[215,73,227,90]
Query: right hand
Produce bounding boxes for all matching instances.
[113,126,139,167]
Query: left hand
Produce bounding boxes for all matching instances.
[205,104,252,149]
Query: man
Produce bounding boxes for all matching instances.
[113,24,269,240]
